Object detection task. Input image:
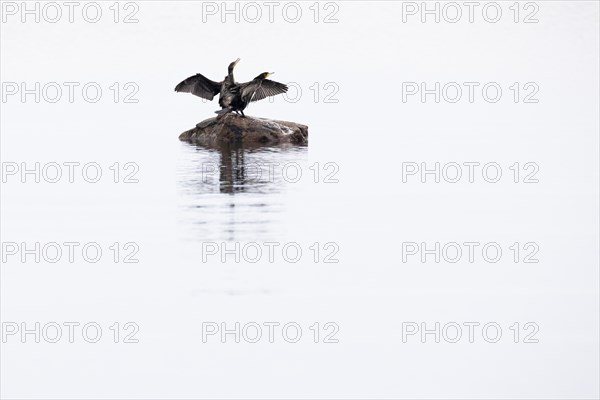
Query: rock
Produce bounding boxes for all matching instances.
[179,114,308,147]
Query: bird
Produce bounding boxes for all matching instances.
[216,72,288,118]
[175,58,240,111]
[175,60,288,118]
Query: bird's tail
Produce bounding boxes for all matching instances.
[215,107,232,119]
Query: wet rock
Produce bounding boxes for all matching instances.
[179,114,308,146]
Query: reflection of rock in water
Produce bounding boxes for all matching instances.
[218,142,247,194]
[178,124,307,242]
[179,113,308,147]
[200,140,306,195]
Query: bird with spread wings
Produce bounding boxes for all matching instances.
[175,59,288,118]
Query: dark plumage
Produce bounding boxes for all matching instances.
[175,61,288,118]
[175,58,240,105]
[216,72,287,118]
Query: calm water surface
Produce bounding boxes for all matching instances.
[177,142,309,242]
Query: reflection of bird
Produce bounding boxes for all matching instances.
[175,60,288,118]
[216,72,287,118]
[174,58,240,109]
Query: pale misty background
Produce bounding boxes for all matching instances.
[1,1,599,399]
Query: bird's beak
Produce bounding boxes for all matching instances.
[267,72,274,77]
[233,58,240,67]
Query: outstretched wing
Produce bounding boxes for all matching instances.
[174,73,221,100]
[241,79,288,103]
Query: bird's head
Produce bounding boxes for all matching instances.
[228,58,240,73]
[255,72,274,80]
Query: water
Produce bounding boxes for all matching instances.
[177,141,308,242]
[1,2,598,397]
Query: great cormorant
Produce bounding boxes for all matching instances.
[175,62,288,118]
